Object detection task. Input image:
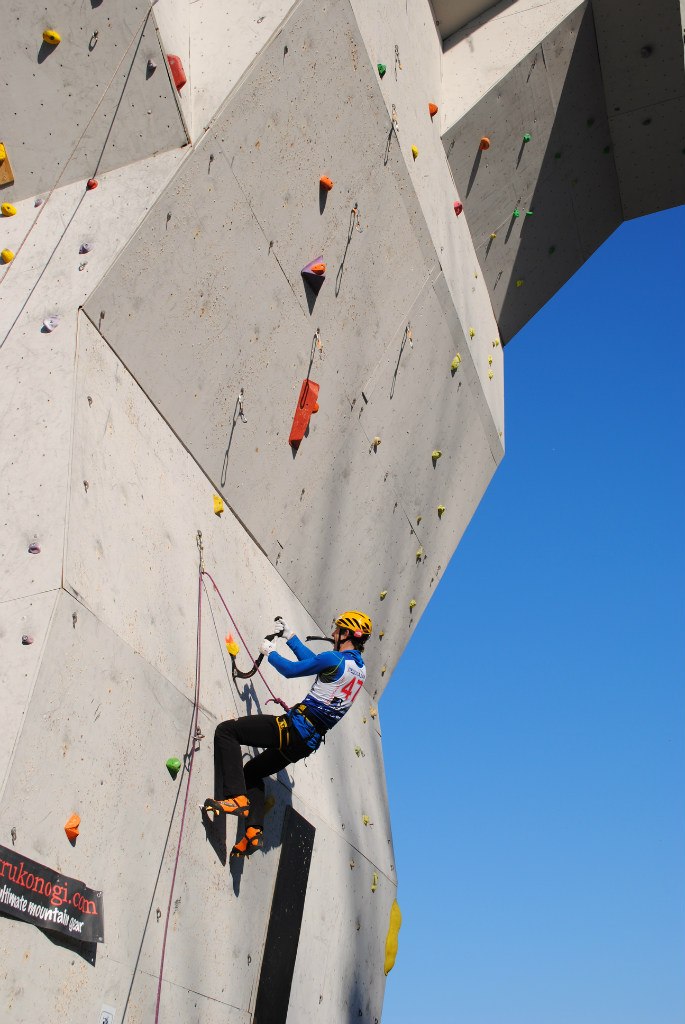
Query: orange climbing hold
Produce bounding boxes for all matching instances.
[289,379,320,448]
[479,136,491,150]
[167,54,187,92]
[64,813,80,842]
[428,103,438,118]
[319,175,334,191]
[310,263,326,275]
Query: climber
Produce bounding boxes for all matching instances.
[204,610,372,858]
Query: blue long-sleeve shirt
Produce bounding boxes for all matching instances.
[267,635,366,728]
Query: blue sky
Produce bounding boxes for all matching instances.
[381,205,685,1024]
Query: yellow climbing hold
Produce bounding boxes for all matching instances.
[0,144,5,161]
[378,629,385,639]
[409,599,416,610]
[469,327,475,338]
[1,203,16,217]
[225,634,240,657]
[384,899,402,975]
[488,355,493,365]
[490,232,497,239]
[354,746,364,757]
[369,705,378,719]
[416,515,422,525]
[379,590,387,600]
[431,450,442,461]
[213,494,224,516]
[516,279,524,287]
[1,249,14,264]
[488,370,494,380]
[381,665,387,675]
[451,354,462,371]
[492,338,500,347]
[416,547,423,561]
[362,815,371,826]
[411,145,419,159]
[43,29,61,45]
[437,505,446,518]
[371,872,379,893]
[372,436,381,450]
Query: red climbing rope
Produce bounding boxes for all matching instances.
[202,569,289,712]
[154,564,204,1023]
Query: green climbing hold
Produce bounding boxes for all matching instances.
[513,207,520,218]
[554,151,562,159]
[522,133,531,143]
[525,210,534,216]
[548,245,556,255]
[377,63,387,78]
[603,144,612,154]
[166,757,182,778]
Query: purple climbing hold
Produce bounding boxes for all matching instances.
[22,635,34,645]
[28,542,41,554]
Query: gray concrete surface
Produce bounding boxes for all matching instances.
[0,0,681,1019]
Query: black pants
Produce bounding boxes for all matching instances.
[214,715,313,831]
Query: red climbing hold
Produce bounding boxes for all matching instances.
[289,379,320,448]
[86,178,98,190]
[428,103,438,118]
[453,201,463,216]
[167,54,187,92]
[479,136,491,150]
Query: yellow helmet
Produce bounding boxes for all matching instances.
[335,610,373,638]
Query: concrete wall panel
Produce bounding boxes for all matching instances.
[0,1,187,202]
[0,152,186,611]
[189,0,298,135]
[0,591,59,798]
[350,0,505,419]
[444,5,623,341]
[441,0,584,128]
[288,811,395,1022]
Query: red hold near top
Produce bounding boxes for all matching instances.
[453,201,463,216]
[167,54,187,92]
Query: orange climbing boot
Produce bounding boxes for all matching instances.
[202,796,250,819]
[230,827,264,859]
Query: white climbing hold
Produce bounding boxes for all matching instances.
[42,316,60,332]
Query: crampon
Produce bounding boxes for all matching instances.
[230,827,264,859]
[201,796,250,820]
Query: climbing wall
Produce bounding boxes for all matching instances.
[443,4,623,342]
[0,0,681,1020]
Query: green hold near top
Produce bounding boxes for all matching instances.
[377,63,387,78]
[513,207,521,218]
[166,757,182,778]
[523,133,531,143]
[525,210,534,216]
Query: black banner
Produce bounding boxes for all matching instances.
[0,845,104,943]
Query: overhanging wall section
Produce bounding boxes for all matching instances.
[443,4,622,341]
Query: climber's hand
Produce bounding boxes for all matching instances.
[260,639,275,658]
[275,617,295,640]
